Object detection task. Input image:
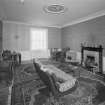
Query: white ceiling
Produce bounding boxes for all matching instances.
[0,0,105,28]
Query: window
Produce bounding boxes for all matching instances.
[30,28,48,50]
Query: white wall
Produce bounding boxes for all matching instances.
[3,21,61,60]
[0,4,6,20]
[62,16,105,74]
[48,27,61,48]
[3,21,61,51]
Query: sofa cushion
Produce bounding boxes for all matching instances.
[51,73,76,92]
[39,63,77,92]
[59,79,76,92]
[51,73,65,83]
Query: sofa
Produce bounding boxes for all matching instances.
[35,59,77,92]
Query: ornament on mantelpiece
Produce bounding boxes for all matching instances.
[83,42,87,46]
[95,44,98,48]
[83,42,86,46]
[93,43,95,48]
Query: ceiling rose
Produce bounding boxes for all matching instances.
[44,4,68,14]
[20,0,24,3]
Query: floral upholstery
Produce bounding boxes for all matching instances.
[40,64,77,92]
[51,73,76,92]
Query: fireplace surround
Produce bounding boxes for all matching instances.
[81,43,103,74]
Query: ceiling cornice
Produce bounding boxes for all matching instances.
[3,20,61,29]
[3,9,105,29]
[62,9,105,28]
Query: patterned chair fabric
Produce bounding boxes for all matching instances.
[51,73,76,92]
[33,59,78,99]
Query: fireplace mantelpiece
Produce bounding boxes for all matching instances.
[81,44,103,74]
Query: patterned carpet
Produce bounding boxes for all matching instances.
[13,60,105,105]
[24,77,105,105]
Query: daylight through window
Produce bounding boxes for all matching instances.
[30,28,48,50]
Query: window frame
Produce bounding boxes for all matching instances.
[30,28,48,50]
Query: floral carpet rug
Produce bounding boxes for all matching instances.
[23,77,105,105]
[13,61,105,105]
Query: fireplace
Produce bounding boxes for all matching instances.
[85,55,98,72]
[81,44,103,74]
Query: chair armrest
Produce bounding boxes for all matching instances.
[50,73,62,90]
[51,73,67,90]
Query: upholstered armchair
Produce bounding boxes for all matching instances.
[2,50,12,61]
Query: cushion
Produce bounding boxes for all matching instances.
[51,73,76,92]
[59,79,76,92]
[51,73,65,90]
[51,73,65,83]
[39,64,77,92]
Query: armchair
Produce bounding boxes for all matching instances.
[2,50,12,61]
[33,60,78,104]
